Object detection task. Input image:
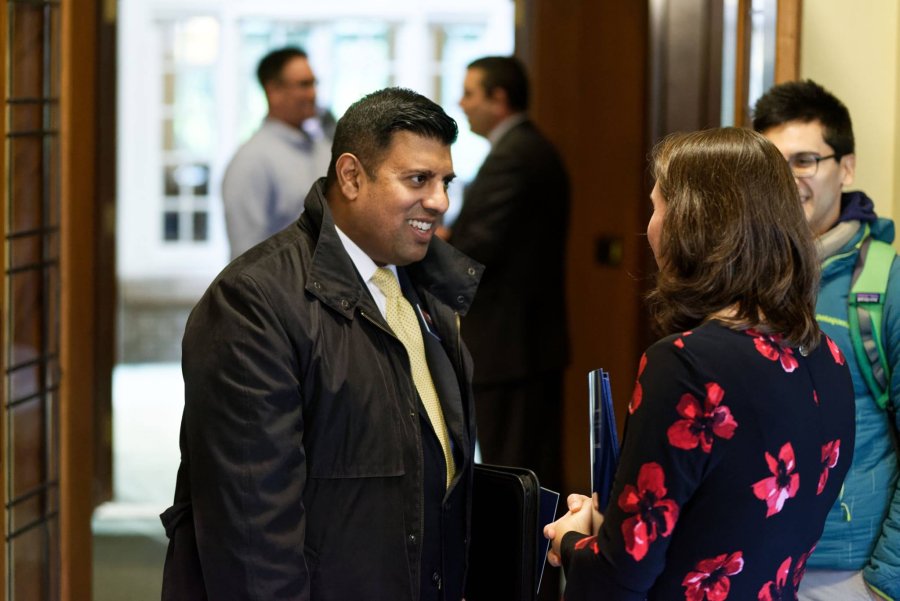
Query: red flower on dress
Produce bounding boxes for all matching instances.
[758,556,792,601]
[682,551,744,601]
[751,442,800,517]
[817,439,841,495]
[747,329,799,373]
[826,336,845,365]
[793,546,814,590]
[573,534,599,554]
[629,353,648,414]
[618,462,680,561]
[667,382,738,453]
[674,330,693,349]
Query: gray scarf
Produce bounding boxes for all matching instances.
[817,220,861,262]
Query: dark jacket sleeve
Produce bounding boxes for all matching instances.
[560,532,645,601]
[181,271,309,600]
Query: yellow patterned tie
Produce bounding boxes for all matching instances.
[371,267,455,488]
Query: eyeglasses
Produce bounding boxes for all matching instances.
[786,153,838,178]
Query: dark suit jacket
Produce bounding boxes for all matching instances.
[161,179,484,601]
[449,119,570,385]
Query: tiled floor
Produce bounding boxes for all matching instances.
[93,533,168,601]
[92,363,183,601]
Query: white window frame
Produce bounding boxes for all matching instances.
[117,0,514,285]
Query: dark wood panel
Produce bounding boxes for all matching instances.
[4,1,64,598]
[0,0,8,594]
[521,0,650,494]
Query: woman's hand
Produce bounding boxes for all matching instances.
[543,493,602,567]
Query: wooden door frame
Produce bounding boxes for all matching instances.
[60,0,102,597]
[775,0,802,82]
[734,0,802,126]
[93,0,118,509]
[0,0,101,596]
[0,0,7,595]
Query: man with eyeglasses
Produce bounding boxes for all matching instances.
[754,79,900,601]
[222,46,333,259]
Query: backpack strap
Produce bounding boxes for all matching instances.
[848,233,895,410]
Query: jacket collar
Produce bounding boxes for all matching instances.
[819,191,897,266]
[487,113,528,147]
[301,178,483,319]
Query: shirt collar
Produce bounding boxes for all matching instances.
[262,117,312,146]
[334,225,397,318]
[334,225,397,281]
[487,113,527,147]
[303,180,483,317]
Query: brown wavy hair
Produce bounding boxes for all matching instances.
[645,127,821,350]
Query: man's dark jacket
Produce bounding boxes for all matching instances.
[449,119,570,384]
[160,179,483,600]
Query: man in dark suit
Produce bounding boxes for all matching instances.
[161,87,483,601]
[444,55,570,494]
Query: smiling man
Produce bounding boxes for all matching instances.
[222,47,333,259]
[162,88,484,601]
[754,80,900,601]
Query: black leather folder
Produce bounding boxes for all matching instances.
[466,463,540,601]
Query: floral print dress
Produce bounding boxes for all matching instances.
[561,321,855,601]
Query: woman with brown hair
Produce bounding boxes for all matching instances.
[545,127,855,600]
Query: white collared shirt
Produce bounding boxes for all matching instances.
[487,113,527,147]
[222,117,331,259]
[334,225,396,320]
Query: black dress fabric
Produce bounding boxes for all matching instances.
[562,321,855,601]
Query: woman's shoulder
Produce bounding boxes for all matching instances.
[645,321,746,358]
[642,321,836,383]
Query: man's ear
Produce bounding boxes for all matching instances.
[489,86,509,112]
[264,82,281,106]
[839,153,856,188]
[336,153,364,200]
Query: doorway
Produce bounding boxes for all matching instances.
[92,2,514,599]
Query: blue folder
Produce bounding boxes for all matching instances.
[589,369,620,511]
